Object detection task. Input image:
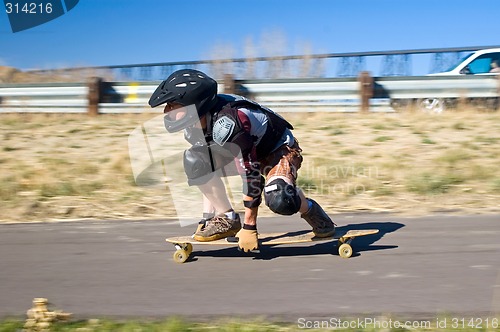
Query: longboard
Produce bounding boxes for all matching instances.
[166,229,379,263]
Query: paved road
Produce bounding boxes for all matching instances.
[1,214,499,321]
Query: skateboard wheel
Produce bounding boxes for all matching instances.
[338,243,353,259]
[173,249,189,263]
[182,243,193,256]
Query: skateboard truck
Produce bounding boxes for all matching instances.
[337,235,354,259]
[172,243,193,263]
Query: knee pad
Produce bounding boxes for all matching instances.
[264,178,301,215]
[183,146,215,186]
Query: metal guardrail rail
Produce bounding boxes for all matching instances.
[0,75,498,114]
[0,82,88,113]
[376,75,500,99]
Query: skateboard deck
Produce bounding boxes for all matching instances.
[166,229,379,263]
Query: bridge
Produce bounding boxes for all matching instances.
[25,45,500,81]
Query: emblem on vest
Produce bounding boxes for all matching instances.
[213,116,235,146]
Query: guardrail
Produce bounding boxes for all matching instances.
[0,82,88,113]
[376,75,500,99]
[0,75,498,114]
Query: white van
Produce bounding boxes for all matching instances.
[429,48,500,75]
[390,48,500,112]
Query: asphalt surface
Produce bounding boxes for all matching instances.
[1,214,499,321]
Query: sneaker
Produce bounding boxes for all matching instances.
[301,199,336,238]
[193,212,241,242]
[192,213,215,237]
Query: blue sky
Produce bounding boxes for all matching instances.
[1,0,499,74]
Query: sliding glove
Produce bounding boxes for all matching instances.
[237,226,258,253]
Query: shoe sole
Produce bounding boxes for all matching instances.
[193,229,240,242]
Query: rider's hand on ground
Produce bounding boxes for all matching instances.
[237,228,258,252]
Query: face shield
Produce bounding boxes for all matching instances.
[163,103,201,133]
[128,113,243,228]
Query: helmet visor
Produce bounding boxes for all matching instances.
[164,102,187,122]
[163,103,200,133]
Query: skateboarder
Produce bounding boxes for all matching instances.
[149,69,335,252]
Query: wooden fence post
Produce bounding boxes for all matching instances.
[359,71,373,113]
[87,77,102,116]
[223,74,235,94]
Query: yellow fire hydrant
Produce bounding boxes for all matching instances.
[24,298,71,332]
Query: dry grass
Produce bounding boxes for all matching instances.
[1,110,499,223]
[287,110,500,215]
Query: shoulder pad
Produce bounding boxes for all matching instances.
[213,116,235,146]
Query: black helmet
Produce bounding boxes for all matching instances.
[149,69,218,132]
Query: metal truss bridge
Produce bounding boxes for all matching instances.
[27,45,500,81]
